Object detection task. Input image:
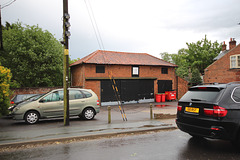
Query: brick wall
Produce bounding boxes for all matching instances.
[10,86,83,99]
[71,64,188,101]
[177,76,189,99]
[85,81,100,100]
[10,87,61,98]
[204,44,240,83]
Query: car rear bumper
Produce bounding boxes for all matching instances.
[176,118,236,140]
[95,106,100,114]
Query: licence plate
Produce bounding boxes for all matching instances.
[185,107,199,114]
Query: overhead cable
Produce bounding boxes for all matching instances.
[84,0,105,50]
[1,0,16,9]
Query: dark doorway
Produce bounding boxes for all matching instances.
[157,80,172,93]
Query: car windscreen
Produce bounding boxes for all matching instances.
[180,88,223,102]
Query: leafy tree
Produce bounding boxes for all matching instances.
[185,35,221,74]
[190,68,202,86]
[0,65,11,116]
[160,49,189,79]
[160,52,172,63]
[0,22,63,87]
[160,35,221,85]
[69,58,80,65]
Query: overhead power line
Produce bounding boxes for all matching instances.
[1,0,16,9]
[84,0,105,50]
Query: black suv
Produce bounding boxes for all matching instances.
[176,82,240,144]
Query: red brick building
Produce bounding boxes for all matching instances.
[70,50,187,104]
[204,38,240,83]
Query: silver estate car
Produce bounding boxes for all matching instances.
[11,88,100,124]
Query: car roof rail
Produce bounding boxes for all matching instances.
[227,81,240,85]
[202,82,225,85]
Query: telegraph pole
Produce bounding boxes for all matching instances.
[0,6,3,50]
[63,0,70,126]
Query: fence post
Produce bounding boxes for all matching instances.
[150,103,153,120]
[108,106,111,124]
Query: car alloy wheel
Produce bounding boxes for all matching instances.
[25,111,39,124]
[83,108,95,120]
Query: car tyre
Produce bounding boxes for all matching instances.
[82,108,95,120]
[25,111,39,124]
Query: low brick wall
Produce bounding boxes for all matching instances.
[10,86,82,98]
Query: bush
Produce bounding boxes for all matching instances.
[0,66,12,117]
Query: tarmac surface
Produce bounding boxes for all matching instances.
[0,101,178,149]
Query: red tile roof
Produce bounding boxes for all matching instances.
[70,50,177,67]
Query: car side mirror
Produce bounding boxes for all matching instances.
[39,99,45,103]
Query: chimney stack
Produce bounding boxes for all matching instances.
[229,38,236,50]
[222,41,227,51]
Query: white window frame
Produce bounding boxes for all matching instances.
[132,66,139,77]
[230,55,240,69]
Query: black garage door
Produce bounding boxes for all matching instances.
[101,79,154,102]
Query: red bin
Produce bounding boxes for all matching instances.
[165,91,176,101]
[155,94,162,102]
[161,94,166,102]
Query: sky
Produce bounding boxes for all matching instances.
[1,0,240,60]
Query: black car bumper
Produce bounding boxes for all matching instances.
[176,118,236,140]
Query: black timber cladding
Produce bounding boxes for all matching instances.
[101,79,154,102]
[157,80,172,93]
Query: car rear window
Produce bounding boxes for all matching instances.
[82,90,92,98]
[180,87,223,102]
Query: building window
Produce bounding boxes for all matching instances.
[96,65,105,73]
[230,55,240,69]
[161,67,168,74]
[132,66,139,77]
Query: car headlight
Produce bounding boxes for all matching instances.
[8,106,14,110]
[13,106,20,112]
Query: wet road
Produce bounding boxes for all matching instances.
[1,129,240,160]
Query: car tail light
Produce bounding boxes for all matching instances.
[10,101,14,104]
[211,127,220,131]
[177,105,182,112]
[204,105,227,117]
[198,87,207,90]
[97,100,100,106]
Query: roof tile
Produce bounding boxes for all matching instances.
[70,50,177,67]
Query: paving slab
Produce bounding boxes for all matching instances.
[0,102,178,148]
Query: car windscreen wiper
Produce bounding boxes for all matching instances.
[191,98,206,101]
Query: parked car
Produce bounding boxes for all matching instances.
[176,82,240,145]
[11,88,100,124]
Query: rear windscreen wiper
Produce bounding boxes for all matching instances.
[191,99,206,101]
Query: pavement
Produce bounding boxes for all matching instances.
[0,101,178,149]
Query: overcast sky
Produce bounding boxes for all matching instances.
[1,0,240,59]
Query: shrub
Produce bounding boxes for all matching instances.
[0,66,12,117]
